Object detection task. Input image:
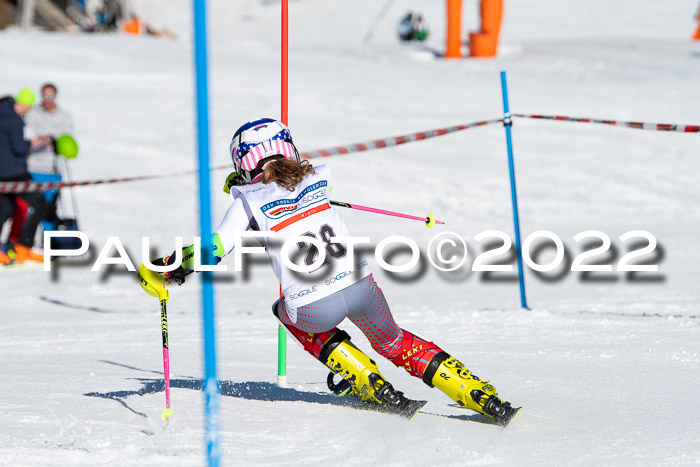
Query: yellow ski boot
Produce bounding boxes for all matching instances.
[423,351,519,425]
[320,331,426,418]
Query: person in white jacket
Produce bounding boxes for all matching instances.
[26,83,74,177]
[142,118,518,423]
[25,83,75,232]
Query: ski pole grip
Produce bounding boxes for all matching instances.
[138,263,169,302]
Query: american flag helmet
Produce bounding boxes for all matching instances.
[230,118,300,184]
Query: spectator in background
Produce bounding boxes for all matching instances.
[412,15,429,42]
[25,83,75,231]
[95,0,122,31]
[0,90,48,264]
[103,0,123,31]
[397,12,414,42]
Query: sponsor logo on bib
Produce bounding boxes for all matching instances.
[260,181,328,220]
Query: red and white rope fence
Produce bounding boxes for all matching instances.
[0,171,198,194]
[513,113,700,133]
[0,119,502,193]
[299,118,503,159]
[2,114,697,193]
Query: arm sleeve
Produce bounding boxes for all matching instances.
[214,197,254,257]
[23,124,37,141]
[9,121,31,158]
[177,197,253,271]
[24,110,38,132]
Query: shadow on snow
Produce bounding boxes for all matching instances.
[84,361,492,424]
[85,376,383,419]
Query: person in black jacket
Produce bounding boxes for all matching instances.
[0,94,48,263]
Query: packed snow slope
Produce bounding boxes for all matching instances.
[1,0,699,465]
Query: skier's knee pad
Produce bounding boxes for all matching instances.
[387,330,442,378]
[273,299,342,358]
[271,298,283,318]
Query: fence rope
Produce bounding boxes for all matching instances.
[513,113,700,133]
[0,118,503,193]
[3,114,698,193]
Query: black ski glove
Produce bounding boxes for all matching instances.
[152,253,189,286]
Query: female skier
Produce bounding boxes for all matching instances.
[143,118,517,424]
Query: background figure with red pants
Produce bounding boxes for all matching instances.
[0,90,47,264]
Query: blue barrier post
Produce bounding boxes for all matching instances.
[193,0,220,465]
[499,71,529,310]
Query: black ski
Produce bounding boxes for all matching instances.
[327,371,427,419]
[374,396,428,419]
[327,371,519,424]
[342,393,428,420]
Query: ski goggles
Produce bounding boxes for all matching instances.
[232,131,297,172]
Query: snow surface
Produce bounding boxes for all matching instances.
[1,0,700,465]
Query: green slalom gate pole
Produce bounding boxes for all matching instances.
[277,0,289,387]
[277,325,287,385]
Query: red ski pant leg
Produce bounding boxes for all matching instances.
[276,300,341,361]
[346,275,443,379]
[9,199,29,245]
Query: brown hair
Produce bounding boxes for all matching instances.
[261,157,316,191]
[41,83,57,94]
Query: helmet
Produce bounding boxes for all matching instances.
[230,118,300,184]
[55,134,79,159]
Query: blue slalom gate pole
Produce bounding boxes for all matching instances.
[500,71,529,310]
[193,0,220,465]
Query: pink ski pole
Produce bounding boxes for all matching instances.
[159,297,174,422]
[330,200,445,227]
[137,264,174,421]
